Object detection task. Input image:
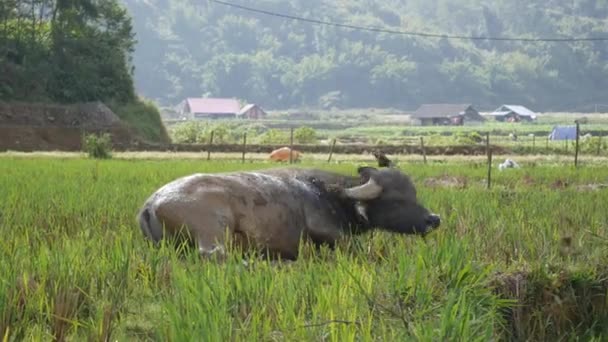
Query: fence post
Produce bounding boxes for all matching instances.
[532,135,535,153]
[327,138,336,163]
[487,149,492,190]
[242,132,247,164]
[206,130,214,161]
[289,127,294,164]
[485,132,490,157]
[420,137,427,164]
[598,135,603,156]
[574,122,580,167]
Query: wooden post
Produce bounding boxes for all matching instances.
[574,122,580,167]
[206,130,214,161]
[487,150,493,190]
[241,132,247,163]
[532,135,535,153]
[485,132,490,157]
[327,138,337,163]
[289,127,294,164]
[420,137,427,164]
[598,135,603,155]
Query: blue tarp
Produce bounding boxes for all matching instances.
[549,126,577,140]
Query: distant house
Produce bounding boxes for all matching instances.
[486,105,537,122]
[178,98,240,119]
[549,126,577,140]
[410,104,484,126]
[238,104,267,119]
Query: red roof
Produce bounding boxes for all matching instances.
[186,98,240,115]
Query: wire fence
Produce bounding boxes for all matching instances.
[1,125,606,160]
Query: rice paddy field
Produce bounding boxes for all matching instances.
[1,155,607,341]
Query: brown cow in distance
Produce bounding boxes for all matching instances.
[269,147,301,163]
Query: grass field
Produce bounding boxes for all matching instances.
[1,156,607,341]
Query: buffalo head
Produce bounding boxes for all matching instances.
[340,166,441,235]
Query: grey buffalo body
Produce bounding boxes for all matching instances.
[138,166,440,260]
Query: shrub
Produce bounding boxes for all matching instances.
[455,131,483,145]
[258,129,289,144]
[469,131,483,143]
[294,126,317,144]
[170,122,204,143]
[580,136,607,154]
[83,133,112,159]
[108,98,170,143]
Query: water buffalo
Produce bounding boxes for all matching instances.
[137,166,440,260]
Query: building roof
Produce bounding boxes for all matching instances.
[411,104,474,118]
[238,104,257,115]
[186,98,240,114]
[549,126,577,140]
[488,105,536,117]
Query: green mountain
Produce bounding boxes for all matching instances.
[124,0,608,111]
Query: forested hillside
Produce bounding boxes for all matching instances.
[0,0,169,142]
[123,0,608,111]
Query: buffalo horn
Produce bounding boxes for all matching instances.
[344,178,382,200]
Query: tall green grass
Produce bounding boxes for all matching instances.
[0,158,606,340]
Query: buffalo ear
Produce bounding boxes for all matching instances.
[357,166,378,177]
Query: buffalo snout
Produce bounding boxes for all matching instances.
[425,213,441,229]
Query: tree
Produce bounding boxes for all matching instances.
[67,0,608,110]
[0,0,169,142]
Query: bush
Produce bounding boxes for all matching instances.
[294,126,317,144]
[580,136,607,154]
[108,98,170,144]
[170,122,205,143]
[469,131,483,143]
[258,129,289,144]
[455,131,483,145]
[83,133,112,159]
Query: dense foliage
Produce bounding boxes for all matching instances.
[0,0,169,142]
[123,0,608,111]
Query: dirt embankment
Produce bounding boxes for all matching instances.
[0,102,509,155]
[0,102,139,152]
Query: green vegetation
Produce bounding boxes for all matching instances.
[294,126,318,144]
[170,122,320,145]
[124,0,608,110]
[1,157,607,340]
[108,99,170,143]
[82,133,113,159]
[166,118,608,157]
[0,0,169,143]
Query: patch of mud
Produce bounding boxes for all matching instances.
[522,174,536,187]
[423,175,469,189]
[551,179,570,189]
[549,179,607,192]
[574,183,608,192]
